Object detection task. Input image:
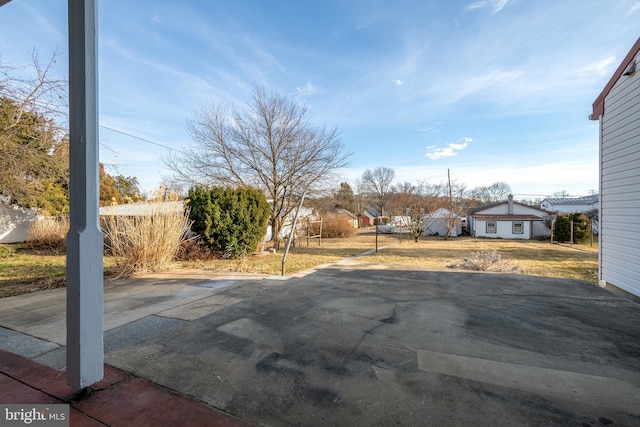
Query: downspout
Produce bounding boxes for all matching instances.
[597,115,605,288]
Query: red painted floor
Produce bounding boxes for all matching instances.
[0,350,252,427]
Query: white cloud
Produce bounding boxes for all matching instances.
[576,56,617,78]
[426,137,471,160]
[296,81,318,97]
[628,2,640,15]
[466,0,511,13]
[395,79,404,86]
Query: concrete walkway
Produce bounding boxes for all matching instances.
[1,262,640,426]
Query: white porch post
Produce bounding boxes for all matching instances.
[66,0,104,388]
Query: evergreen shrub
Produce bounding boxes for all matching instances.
[187,186,270,259]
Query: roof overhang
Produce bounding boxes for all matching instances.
[471,214,543,221]
[591,37,640,120]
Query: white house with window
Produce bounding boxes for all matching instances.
[467,195,552,240]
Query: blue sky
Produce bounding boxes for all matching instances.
[1,1,638,199]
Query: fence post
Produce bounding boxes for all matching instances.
[570,220,574,246]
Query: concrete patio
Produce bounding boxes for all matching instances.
[1,261,639,426]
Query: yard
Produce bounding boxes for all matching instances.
[0,230,598,298]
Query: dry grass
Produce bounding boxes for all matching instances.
[357,236,599,283]
[27,216,69,251]
[180,230,400,274]
[102,209,192,278]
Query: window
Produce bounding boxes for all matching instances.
[513,222,524,234]
[486,221,497,234]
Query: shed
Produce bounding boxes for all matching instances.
[422,208,462,237]
[589,37,640,298]
[361,207,381,227]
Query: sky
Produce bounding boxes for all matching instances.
[0,0,638,200]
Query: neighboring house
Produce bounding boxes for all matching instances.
[334,209,358,229]
[361,207,381,226]
[540,195,598,213]
[467,195,552,240]
[589,37,640,298]
[0,201,38,244]
[422,208,462,237]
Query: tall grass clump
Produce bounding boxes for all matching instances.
[102,207,192,278]
[27,215,69,251]
[320,214,357,238]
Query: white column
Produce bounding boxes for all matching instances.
[66,0,104,389]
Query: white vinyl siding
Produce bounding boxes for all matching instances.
[473,219,533,239]
[599,49,640,297]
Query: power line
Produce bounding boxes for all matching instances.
[99,124,187,154]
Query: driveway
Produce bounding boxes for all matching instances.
[1,261,639,426]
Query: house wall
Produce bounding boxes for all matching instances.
[0,203,37,243]
[362,215,374,226]
[473,219,533,239]
[599,49,640,297]
[423,217,462,236]
[468,201,551,239]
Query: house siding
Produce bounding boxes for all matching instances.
[474,219,532,239]
[599,47,640,297]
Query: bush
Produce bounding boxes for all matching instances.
[27,215,69,251]
[102,207,192,277]
[553,212,591,243]
[175,238,214,261]
[320,214,357,238]
[448,250,524,274]
[187,186,270,259]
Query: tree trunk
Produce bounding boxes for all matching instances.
[271,215,282,250]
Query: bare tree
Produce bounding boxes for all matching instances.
[164,86,350,248]
[443,177,469,239]
[553,190,571,198]
[470,181,512,205]
[391,181,445,242]
[361,167,395,216]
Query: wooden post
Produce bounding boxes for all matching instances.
[66,0,104,389]
[281,193,305,275]
[570,220,574,246]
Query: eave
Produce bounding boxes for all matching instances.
[591,37,640,120]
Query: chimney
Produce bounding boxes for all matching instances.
[508,194,513,215]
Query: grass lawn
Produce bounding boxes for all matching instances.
[1,230,598,298]
[0,244,117,298]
